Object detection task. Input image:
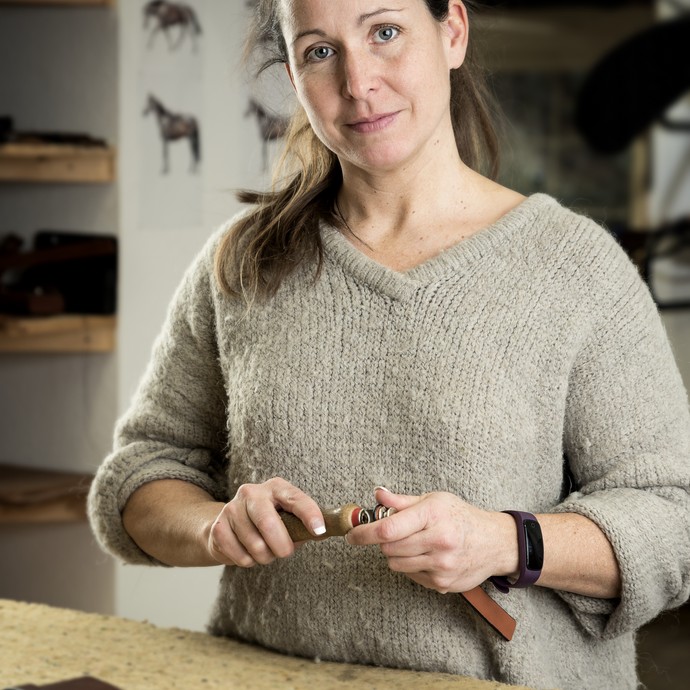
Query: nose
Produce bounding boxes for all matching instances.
[340,49,380,100]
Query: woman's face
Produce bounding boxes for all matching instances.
[280,0,468,174]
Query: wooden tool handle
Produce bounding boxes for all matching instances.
[279,503,360,542]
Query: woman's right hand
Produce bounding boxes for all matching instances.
[207,478,325,567]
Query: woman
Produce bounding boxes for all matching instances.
[88,1,690,688]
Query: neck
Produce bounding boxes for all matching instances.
[331,140,524,273]
[336,150,482,243]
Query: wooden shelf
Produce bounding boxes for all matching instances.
[0,315,116,353]
[0,143,115,183]
[0,0,113,6]
[475,6,655,73]
[0,464,92,525]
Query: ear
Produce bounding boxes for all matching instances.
[284,62,296,91]
[444,0,469,70]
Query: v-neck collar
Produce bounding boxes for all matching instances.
[320,193,553,300]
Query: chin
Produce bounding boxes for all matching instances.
[347,146,416,174]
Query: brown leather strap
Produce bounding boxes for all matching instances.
[461,586,516,641]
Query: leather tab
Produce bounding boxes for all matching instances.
[461,586,517,641]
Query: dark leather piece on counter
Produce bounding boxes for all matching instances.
[5,677,121,690]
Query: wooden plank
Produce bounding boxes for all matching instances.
[0,465,92,525]
[475,6,655,73]
[0,144,115,183]
[629,134,651,230]
[0,0,113,6]
[0,315,116,353]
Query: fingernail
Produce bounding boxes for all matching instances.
[312,522,326,536]
[375,485,392,493]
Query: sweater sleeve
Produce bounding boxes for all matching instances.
[553,230,690,639]
[88,231,230,566]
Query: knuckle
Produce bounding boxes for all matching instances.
[265,478,304,507]
[234,484,254,500]
[273,539,295,559]
[245,537,267,555]
[253,513,276,534]
[429,574,449,592]
[378,519,398,541]
[384,553,397,567]
[254,552,276,566]
[436,552,455,572]
[219,503,241,525]
[235,554,256,568]
[437,533,455,551]
[265,477,289,493]
[283,488,304,508]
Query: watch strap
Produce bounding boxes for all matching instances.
[490,510,542,593]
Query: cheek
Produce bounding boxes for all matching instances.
[296,79,339,127]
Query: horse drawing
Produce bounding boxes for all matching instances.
[245,99,290,170]
[143,94,201,174]
[143,0,202,51]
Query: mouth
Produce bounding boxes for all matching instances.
[346,112,399,133]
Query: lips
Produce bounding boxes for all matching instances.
[346,111,399,134]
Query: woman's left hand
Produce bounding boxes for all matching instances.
[345,488,518,594]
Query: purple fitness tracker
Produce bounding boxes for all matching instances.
[490,511,543,594]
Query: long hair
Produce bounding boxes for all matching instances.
[215,0,499,302]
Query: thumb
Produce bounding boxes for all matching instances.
[374,486,422,511]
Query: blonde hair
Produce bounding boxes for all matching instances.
[215,0,499,302]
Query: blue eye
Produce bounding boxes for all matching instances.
[306,45,334,61]
[374,26,399,43]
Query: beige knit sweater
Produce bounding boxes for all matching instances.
[89,194,690,690]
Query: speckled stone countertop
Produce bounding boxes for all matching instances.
[0,599,535,690]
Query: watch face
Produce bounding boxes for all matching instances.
[524,519,544,571]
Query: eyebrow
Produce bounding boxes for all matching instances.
[291,7,403,45]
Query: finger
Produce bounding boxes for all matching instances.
[235,512,281,565]
[347,504,427,546]
[379,533,429,558]
[346,490,426,546]
[268,478,326,538]
[233,479,318,558]
[226,490,283,564]
[405,571,441,592]
[374,487,423,512]
[386,555,433,574]
[209,515,256,568]
[244,499,293,560]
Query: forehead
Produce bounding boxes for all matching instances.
[278,0,420,33]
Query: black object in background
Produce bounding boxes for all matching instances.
[0,232,117,316]
[479,1,651,7]
[576,15,690,153]
[28,232,117,315]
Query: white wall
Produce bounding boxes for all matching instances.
[654,96,690,392]
[653,0,690,390]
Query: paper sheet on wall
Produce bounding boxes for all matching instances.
[137,0,205,231]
